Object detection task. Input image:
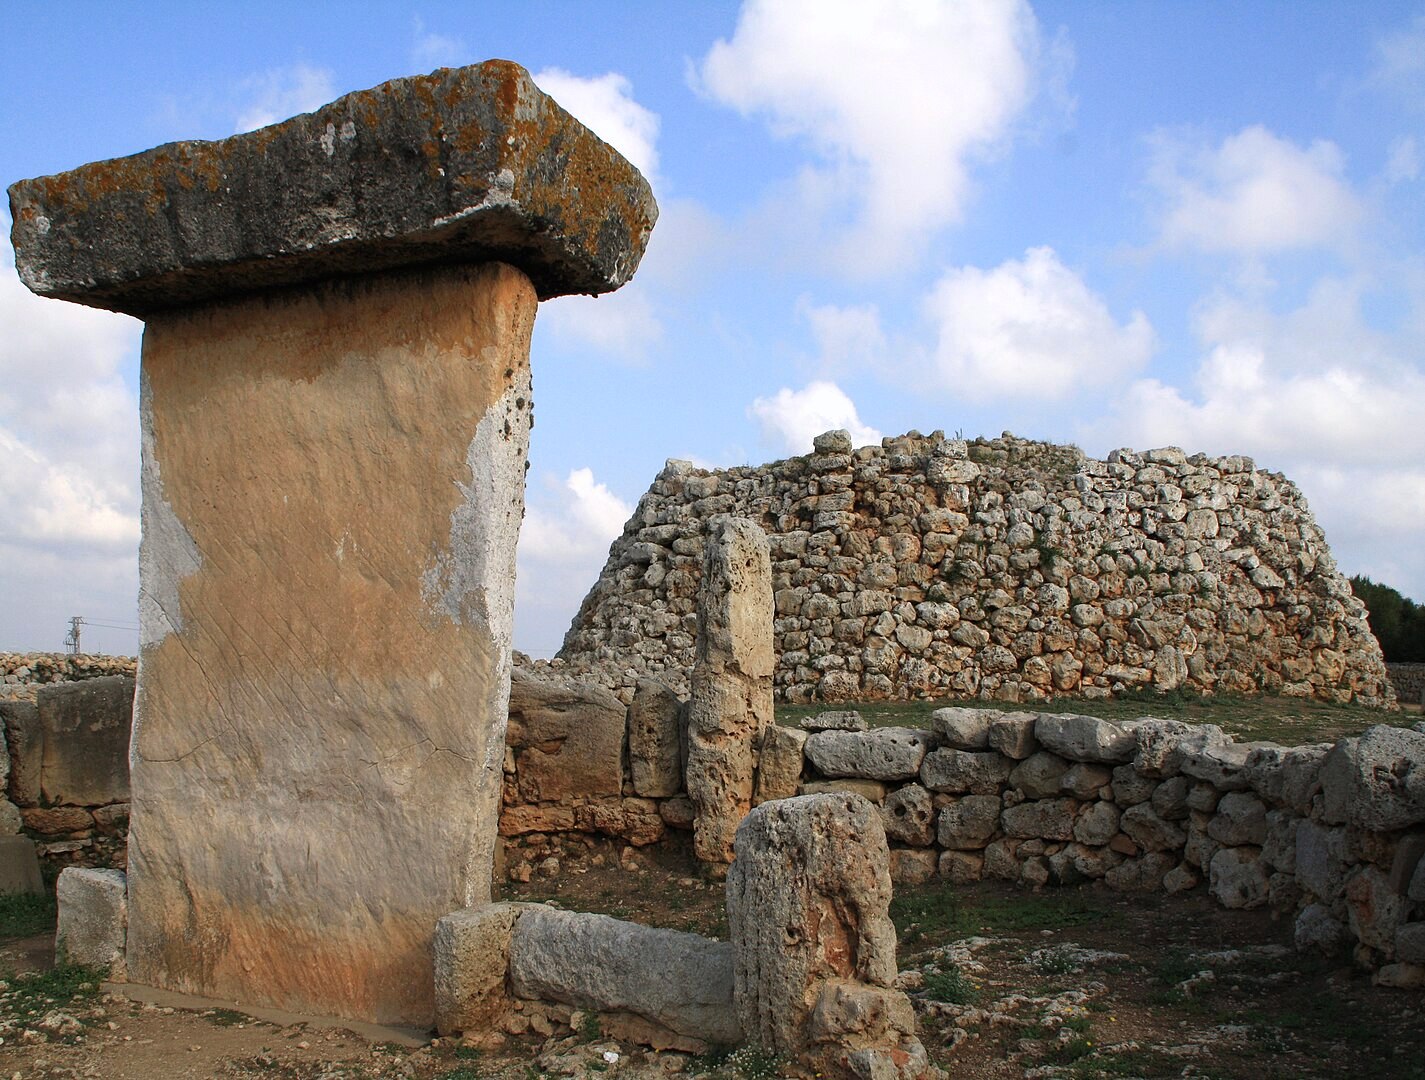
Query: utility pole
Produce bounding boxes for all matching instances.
[64,616,82,655]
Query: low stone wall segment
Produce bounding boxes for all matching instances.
[559,430,1394,709]
[1389,663,1425,707]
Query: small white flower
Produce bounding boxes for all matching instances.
[602,1050,620,1064]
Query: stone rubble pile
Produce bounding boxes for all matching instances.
[0,654,136,701]
[559,430,1394,708]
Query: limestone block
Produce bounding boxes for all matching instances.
[1374,962,1425,989]
[1008,751,1070,799]
[987,713,1038,759]
[1345,867,1410,952]
[800,710,867,733]
[687,516,774,863]
[1060,763,1112,799]
[509,668,627,804]
[1295,820,1353,900]
[807,728,932,782]
[1133,719,1227,778]
[726,794,925,1077]
[1104,852,1174,892]
[1396,923,1425,965]
[1242,743,1328,811]
[1295,903,1347,953]
[880,784,935,846]
[919,747,1013,795]
[1002,798,1077,841]
[889,848,938,885]
[0,836,43,896]
[35,676,133,806]
[1320,726,1425,831]
[1179,741,1256,792]
[509,907,740,1046]
[809,980,927,1080]
[0,700,39,806]
[1207,792,1268,847]
[126,261,538,1026]
[801,779,888,804]
[755,725,808,805]
[1073,802,1121,847]
[1120,803,1187,852]
[1209,847,1269,909]
[939,850,984,883]
[1261,811,1298,874]
[55,867,127,977]
[628,679,685,798]
[9,61,657,314]
[929,707,1000,749]
[937,795,1003,849]
[434,903,526,1036]
[1035,713,1135,764]
[0,801,19,837]
[1163,864,1199,894]
[1150,775,1191,819]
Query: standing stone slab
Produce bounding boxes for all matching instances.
[434,902,528,1037]
[628,678,685,798]
[507,667,626,804]
[686,517,774,864]
[35,676,133,806]
[9,61,657,1027]
[56,867,128,978]
[726,794,929,1079]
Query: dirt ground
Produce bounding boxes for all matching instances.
[1,837,1421,1079]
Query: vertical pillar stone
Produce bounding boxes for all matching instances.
[9,60,655,1026]
[686,516,774,864]
[726,794,931,1080]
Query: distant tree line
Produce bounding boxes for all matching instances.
[1350,575,1425,663]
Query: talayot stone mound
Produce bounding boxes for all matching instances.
[561,430,1393,709]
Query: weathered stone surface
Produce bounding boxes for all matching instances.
[1002,798,1076,841]
[800,711,867,733]
[34,676,132,806]
[729,797,894,1048]
[509,668,626,803]
[509,907,740,1045]
[628,679,684,798]
[801,779,889,804]
[1150,775,1191,819]
[809,980,927,1080]
[1375,962,1425,989]
[0,836,43,895]
[9,61,657,315]
[1207,792,1268,847]
[726,794,924,1078]
[126,262,537,1025]
[1104,851,1174,892]
[1035,713,1135,763]
[937,795,1003,850]
[1111,764,1156,806]
[1345,867,1410,953]
[434,903,526,1036]
[880,784,934,846]
[686,517,775,864]
[1074,801,1121,846]
[1320,726,1425,831]
[808,728,932,783]
[939,850,985,883]
[1009,751,1070,799]
[755,724,808,805]
[55,867,127,977]
[0,700,39,806]
[1295,903,1347,953]
[987,713,1038,759]
[929,707,999,749]
[1060,762,1112,800]
[1295,820,1353,900]
[1134,720,1228,778]
[1179,740,1256,791]
[889,848,938,886]
[1261,810,1298,874]
[1209,847,1269,909]
[1120,803,1187,852]
[1396,923,1425,965]
[919,747,1013,794]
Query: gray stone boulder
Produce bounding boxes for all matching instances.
[1120,803,1187,852]
[1134,720,1230,778]
[434,903,526,1035]
[1209,847,1270,909]
[55,867,127,978]
[1009,751,1070,799]
[880,784,935,847]
[930,707,1000,750]
[509,907,740,1047]
[628,679,684,798]
[1111,764,1156,806]
[1295,903,1347,952]
[1207,791,1268,847]
[1344,867,1410,953]
[1002,798,1077,841]
[755,725,808,805]
[1073,801,1121,847]
[1060,762,1112,799]
[1295,820,1353,900]
[9,60,658,315]
[1150,775,1191,820]
[800,711,867,733]
[1179,741,1256,792]
[1105,852,1174,892]
[1396,923,1425,965]
[919,748,1013,795]
[508,668,626,804]
[987,713,1038,759]
[1035,713,1136,764]
[1320,726,1425,831]
[806,728,932,782]
[937,795,1003,850]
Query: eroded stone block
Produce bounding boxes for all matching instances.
[56,867,127,977]
[434,903,526,1036]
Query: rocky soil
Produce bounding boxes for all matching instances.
[1,838,1421,1079]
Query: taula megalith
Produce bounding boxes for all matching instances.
[7,60,656,1025]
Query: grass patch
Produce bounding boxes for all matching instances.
[892,884,1104,957]
[0,891,56,940]
[0,963,104,1021]
[201,1007,250,1027]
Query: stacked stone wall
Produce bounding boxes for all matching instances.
[1389,663,1425,707]
[559,431,1394,709]
[1,653,137,699]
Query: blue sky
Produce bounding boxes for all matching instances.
[3,1,1424,658]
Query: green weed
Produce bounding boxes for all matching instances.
[922,966,980,1005]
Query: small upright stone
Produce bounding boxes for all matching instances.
[434,903,525,1036]
[628,679,686,798]
[55,868,127,978]
[800,710,868,733]
[686,517,775,864]
[726,793,930,1079]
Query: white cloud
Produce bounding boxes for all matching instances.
[410,17,466,70]
[749,380,882,455]
[922,246,1154,402]
[532,68,660,184]
[798,298,889,375]
[1148,125,1362,255]
[539,289,662,362]
[696,0,1043,271]
[1369,14,1425,107]
[1,222,143,650]
[514,468,633,657]
[1386,135,1420,185]
[234,64,336,132]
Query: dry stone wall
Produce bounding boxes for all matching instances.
[560,430,1394,709]
[1389,663,1425,707]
